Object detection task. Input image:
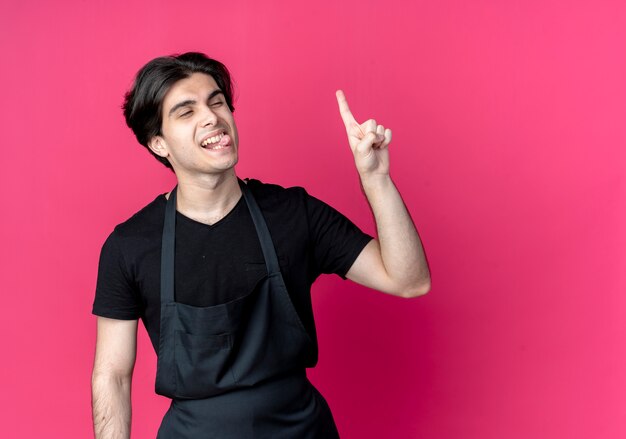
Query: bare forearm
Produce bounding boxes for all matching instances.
[361,174,430,295]
[92,373,132,439]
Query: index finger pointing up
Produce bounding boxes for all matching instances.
[336,90,358,128]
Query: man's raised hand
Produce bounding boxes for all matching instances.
[335,90,392,177]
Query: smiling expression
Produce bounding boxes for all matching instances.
[149,72,240,179]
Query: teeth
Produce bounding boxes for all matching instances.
[201,133,224,147]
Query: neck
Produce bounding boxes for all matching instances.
[169,170,242,226]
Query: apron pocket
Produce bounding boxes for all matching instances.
[174,330,237,399]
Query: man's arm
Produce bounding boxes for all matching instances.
[92,317,138,439]
[336,90,431,298]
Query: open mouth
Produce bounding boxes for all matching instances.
[200,131,230,150]
[201,132,224,147]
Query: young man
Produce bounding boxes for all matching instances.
[91,52,430,438]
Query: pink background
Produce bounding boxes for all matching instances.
[1,0,625,437]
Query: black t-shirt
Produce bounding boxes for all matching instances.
[93,179,373,353]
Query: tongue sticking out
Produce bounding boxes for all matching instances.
[204,134,230,150]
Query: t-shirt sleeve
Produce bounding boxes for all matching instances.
[92,230,143,320]
[305,191,374,279]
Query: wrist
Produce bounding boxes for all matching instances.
[359,173,392,192]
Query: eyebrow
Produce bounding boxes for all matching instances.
[167,89,225,117]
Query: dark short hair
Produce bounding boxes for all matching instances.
[122,52,236,169]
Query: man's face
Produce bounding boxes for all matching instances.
[150,72,239,179]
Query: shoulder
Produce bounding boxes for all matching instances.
[242,178,349,222]
[243,178,309,210]
[103,193,166,248]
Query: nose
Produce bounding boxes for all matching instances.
[199,104,218,127]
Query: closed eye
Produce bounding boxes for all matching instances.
[211,101,224,107]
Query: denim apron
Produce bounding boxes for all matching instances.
[155,179,340,438]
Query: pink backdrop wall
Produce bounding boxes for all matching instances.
[1,0,625,437]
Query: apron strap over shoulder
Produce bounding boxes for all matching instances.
[161,186,177,303]
[239,179,281,275]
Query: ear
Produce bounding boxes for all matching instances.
[148,136,169,158]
